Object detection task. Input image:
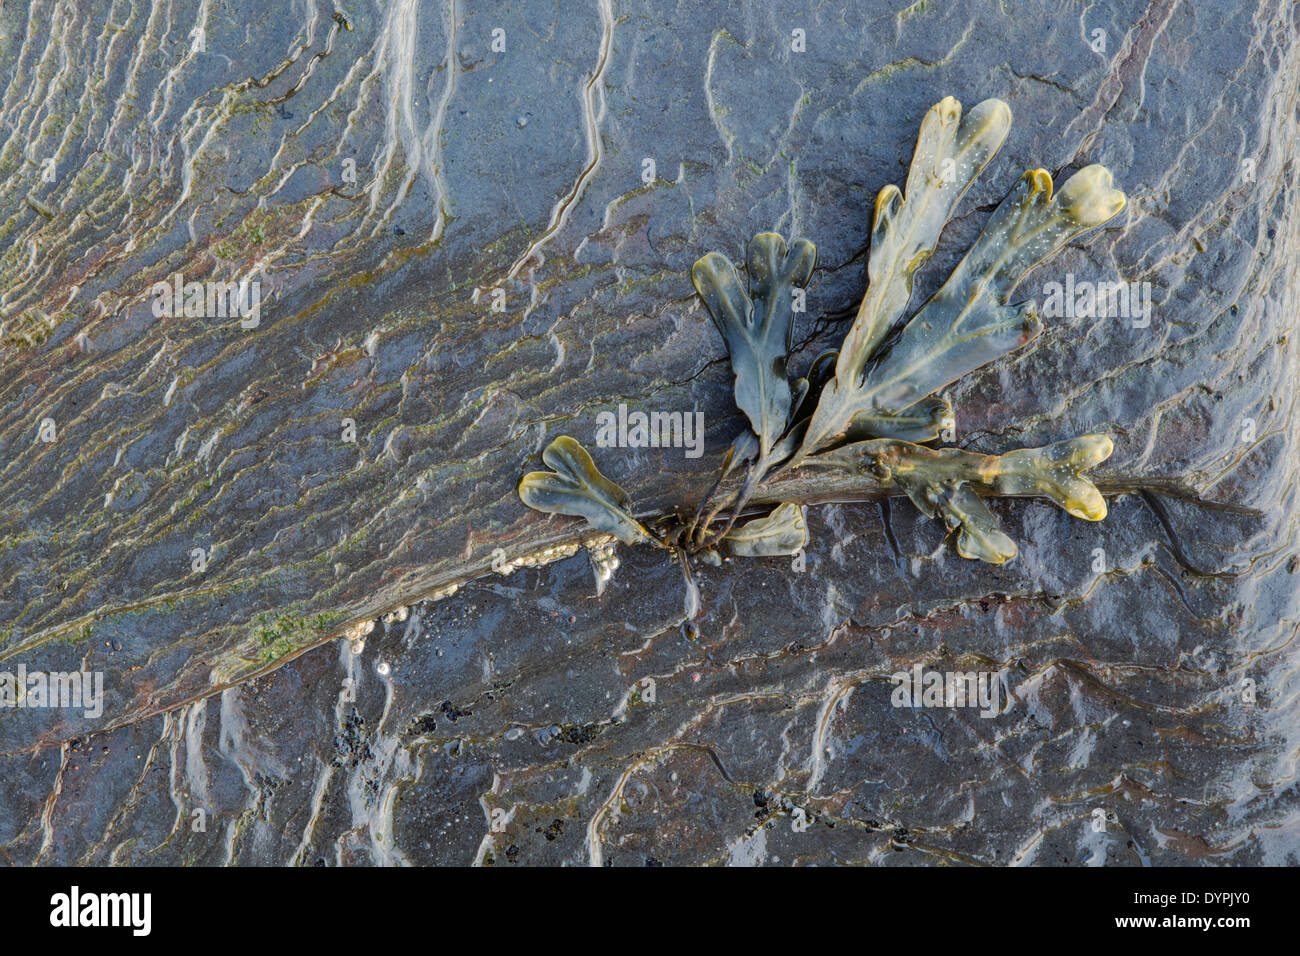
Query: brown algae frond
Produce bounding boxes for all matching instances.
[517,435,652,547]
[690,233,817,464]
[515,95,1128,570]
[723,502,808,557]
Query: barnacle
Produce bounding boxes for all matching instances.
[588,539,621,595]
[516,95,1131,568]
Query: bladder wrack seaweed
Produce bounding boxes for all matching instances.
[517,96,1126,569]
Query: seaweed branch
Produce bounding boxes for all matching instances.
[686,234,816,547]
[515,95,1167,576]
[518,436,655,547]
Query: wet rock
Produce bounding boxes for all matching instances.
[0,0,1297,864]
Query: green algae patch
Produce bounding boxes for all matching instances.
[253,608,346,665]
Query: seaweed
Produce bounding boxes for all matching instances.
[691,233,817,462]
[796,163,1124,453]
[725,502,808,557]
[516,95,1128,569]
[806,435,1113,563]
[517,436,652,547]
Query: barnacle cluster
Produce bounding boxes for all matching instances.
[517,96,1127,569]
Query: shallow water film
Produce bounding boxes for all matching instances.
[0,0,1297,867]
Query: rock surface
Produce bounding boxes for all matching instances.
[0,0,1297,864]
